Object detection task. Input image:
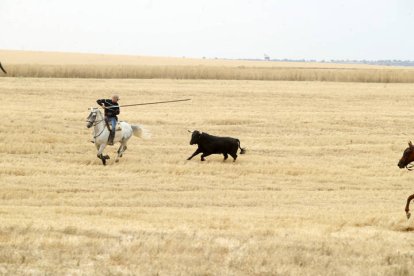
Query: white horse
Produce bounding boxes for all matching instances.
[86,107,150,165]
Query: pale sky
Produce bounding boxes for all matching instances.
[1,0,413,60]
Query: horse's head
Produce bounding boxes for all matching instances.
[86,107,100,128]
[398,141,414,169]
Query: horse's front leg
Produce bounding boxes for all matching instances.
[97,144,110,166]
[405,194,414,219]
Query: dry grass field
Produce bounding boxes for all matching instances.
[1,75,414,275]
[2,50,414,275]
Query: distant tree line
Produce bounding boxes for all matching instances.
[240,58,414,67]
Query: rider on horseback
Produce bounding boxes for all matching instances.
[97,95,120,145]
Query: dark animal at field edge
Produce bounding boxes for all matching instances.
[397,141,414,219]
[187,130,246,162]
[0,62,7,74]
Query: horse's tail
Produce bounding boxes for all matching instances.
[131,125,151,139]
[237,139,246,154]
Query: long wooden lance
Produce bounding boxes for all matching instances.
[102,98,191,109]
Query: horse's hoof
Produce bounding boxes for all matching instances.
[407,212,411,220]
[115,159,119,163]
[104,155,110,159]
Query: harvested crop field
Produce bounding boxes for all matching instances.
[0,48,414,275]
[1,74,414,274]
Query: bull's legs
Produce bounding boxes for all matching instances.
[200,153,212,161]
[223,153,228,161]
[230,152,238,162]
[187,148,201,160]
[405,193,414,219]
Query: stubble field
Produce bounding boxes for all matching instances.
[1,68,414,274]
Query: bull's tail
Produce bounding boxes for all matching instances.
[131,125,151,139]
[237,139,246,154]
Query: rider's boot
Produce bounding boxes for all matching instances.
[108,131,115,145]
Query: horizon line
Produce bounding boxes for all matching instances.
[1,48,413,64]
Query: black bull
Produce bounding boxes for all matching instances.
[187,130,246,162]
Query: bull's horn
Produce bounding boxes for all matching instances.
[409,141,413,148]
[187,130,193,133]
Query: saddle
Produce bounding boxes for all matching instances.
[105,120,122,132]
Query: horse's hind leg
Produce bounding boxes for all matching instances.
[115,144,123,163]
[405,193,414,219]
[115,142,128,163]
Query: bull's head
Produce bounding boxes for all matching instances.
[188,130,202,145]
[398,141,414,169]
